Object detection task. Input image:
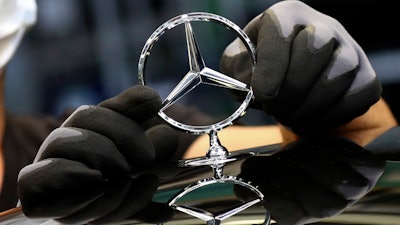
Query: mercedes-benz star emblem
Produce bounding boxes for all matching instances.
[138,12,271,225]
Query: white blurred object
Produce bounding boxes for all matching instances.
[0,0,36,70]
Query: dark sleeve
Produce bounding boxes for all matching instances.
[0,112,61,211]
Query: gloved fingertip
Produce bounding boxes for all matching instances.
[99,85,162,121]
[145,124,178,163]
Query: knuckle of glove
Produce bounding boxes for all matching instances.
[62,105,156,168]
[270,39,381,135]
[18,158,106,218]
[98,85,162,122]
[34,127,130,175]
[145,124,178,163]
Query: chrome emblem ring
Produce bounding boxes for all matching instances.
[137,12,256,135]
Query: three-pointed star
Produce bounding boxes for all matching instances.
[173,198,261,225]
[160,21,251,112]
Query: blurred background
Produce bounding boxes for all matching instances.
[5,0,400,125]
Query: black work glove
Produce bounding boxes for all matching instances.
[236,138,386,225]
[17,85,177,224]
[221,1,382,135]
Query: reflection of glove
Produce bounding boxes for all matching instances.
[221,1,381,135]
[236,138,386,225]
[17,85,177,224]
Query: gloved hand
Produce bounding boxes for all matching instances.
[235,138,386,225]
[17,85,177,224]
[220,0,382,135]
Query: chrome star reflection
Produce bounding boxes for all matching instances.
[138,12,270,224]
